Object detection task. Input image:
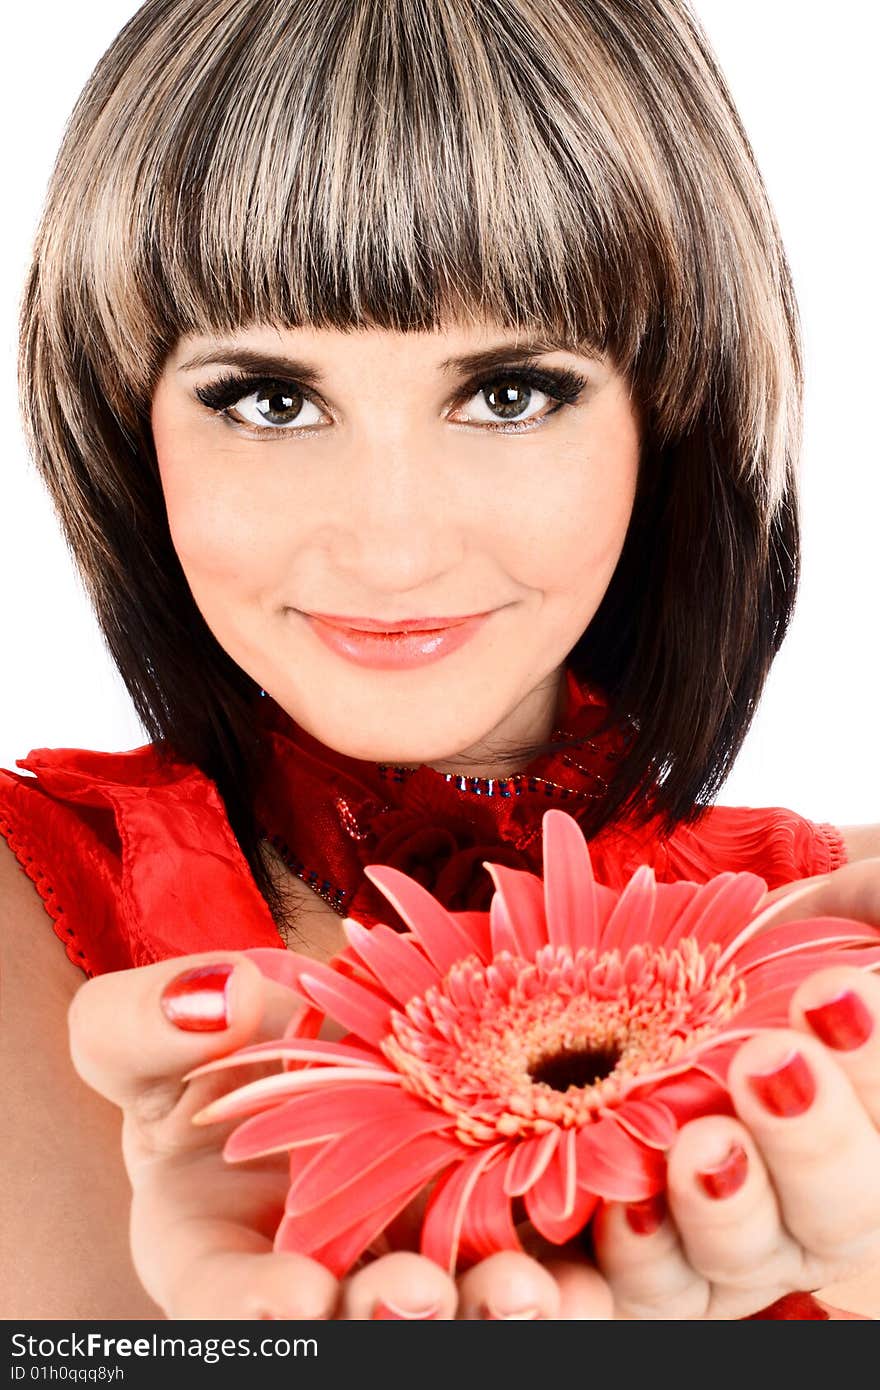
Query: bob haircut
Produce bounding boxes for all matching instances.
[19,0,802,930]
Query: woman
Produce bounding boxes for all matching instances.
[1,0,878,1319]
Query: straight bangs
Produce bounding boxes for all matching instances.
[37,0,796,514]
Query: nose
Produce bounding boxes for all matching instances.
[318,433,465,594]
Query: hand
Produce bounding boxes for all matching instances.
[68,951,615,1318]
[582,858,880,1318]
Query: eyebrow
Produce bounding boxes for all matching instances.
[176,339,597,383]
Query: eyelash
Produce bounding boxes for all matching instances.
[193,363,588,438]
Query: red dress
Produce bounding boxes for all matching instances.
[0,668,854,1320]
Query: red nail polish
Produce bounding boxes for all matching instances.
[159,963,235,1031]
[697,1143,748,1199]
[804,990,874,1051]
[624,1192,666,1235]
[747,1049,815,1117]
[372,1301,439,1320]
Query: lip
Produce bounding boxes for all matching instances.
[305,612,490,633]
[301,610,494,670]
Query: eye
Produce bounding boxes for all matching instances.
[456,378,549,427]
[233,380,324,431]
[194,374,326,434]
[450,366,587,433]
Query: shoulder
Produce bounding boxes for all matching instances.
[0,831,85,993]
[0,738,285,974]
[0,740,177,978]
[654,802,849,890]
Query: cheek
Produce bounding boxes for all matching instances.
[153,425,286,592]
[500,410,640,596]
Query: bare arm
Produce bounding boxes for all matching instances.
[0,836,163,1319]
[839,824,880,863]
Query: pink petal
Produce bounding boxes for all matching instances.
[482,863,547,960]
[185,1037,390,1082]
[286,1004,324,1040]
[726,981,829,1032]
[660,873,767,953]
[421,1144,508,1273]
[529,1127,578,1220]
[541,809,599,952]
[525,1177,599,1246]
[286,1108,455,1216]
[450,910,494,960]
[456,1152,523,1266]
[489,892,519,957]
[686,1046,742,1086]
[192,1065,402,1126]
[734,919,880,973]
[574,1117,666,1201]
[739,948,880,1006]
[595,881,622,934]
[503,1129,560,1197]
[636,1072,732,1126]
[342,919,439,1004]
[363,864,480,972]
[646,881,703,944]
[611,1098,678,1149]
[241,946,309,990]
[300,1171,431,1278]
[276,1131,460,1258]
[602,865,657,955]
[297,961,393,1044]
[223,1082,429,1162]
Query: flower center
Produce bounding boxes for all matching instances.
[381,939,745,1143]
[528,1045,621,1091]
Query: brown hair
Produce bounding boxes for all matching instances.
[19,0,802,930]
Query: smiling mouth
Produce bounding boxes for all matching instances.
[302,611,494,634]
[299,609,495,669]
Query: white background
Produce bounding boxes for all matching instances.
[1,2,877,825]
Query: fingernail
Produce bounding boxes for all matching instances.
[480,1304,541,1320]
[624,1192,666,1235]
[747,1049,815,1117]
[696,1143,748,1199]
[159,963,235,1031]
[372,1300,440,1320]
[804,990,874,1051]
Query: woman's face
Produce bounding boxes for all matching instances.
[151,321,641,775]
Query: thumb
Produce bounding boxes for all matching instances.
[754,858,880,931]
[68,951,299,1114]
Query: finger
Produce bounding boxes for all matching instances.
[727,1028,880,1258]
[68,952,300,1126]
[666,1115,800,1310]
[162,1245,338,1320]
[792,966,880,1123]
[541,1255,615,1319]
[338,1251,457,1320]
[757,873,832,910]
[454,1250,561,1320]
[755,859,880,928]
[592,1195,711,1320]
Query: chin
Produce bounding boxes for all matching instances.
[325,731,467,767]
[298,712,485,768]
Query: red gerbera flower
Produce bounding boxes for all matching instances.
[189,810,880,1276]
